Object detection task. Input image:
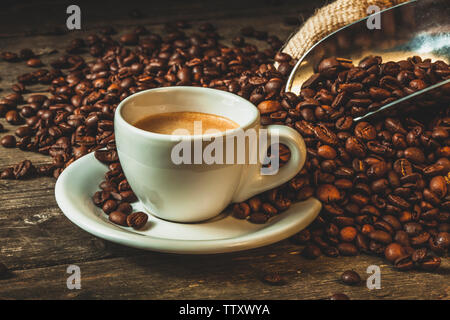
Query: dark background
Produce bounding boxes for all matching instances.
[0,0,325,38]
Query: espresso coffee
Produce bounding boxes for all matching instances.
[133,111,239,135]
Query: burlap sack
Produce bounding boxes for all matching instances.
[282,0,409,59]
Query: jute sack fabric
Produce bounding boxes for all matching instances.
[282,0,409,59]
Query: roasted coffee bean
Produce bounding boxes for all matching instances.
[92,191,110,206]
[345,137,366,158]
[249,212,268,224]
[262,203,278,215]
[404,222,423,236]
[257,100,281,114]
[410,232,431,246]
[109,211,128,226]
[13,160,35,179]
[1,135,16,148]
[429,176,447,199]
[5,110,22,124]
[354,122,376,140]
[382,215,402,231]
[248,197,262,212]
[411,247,428,263]
[384,243,406,263]
[394,255,414,271]
[337,243,358,256]
[301,244,321,259]
[368,230,392,244]
[94,149,119,164]
[419,256,441,271]
[1,51,19,62]
[116,202,132,215]
[429,232,449,254]
[340,270,361,285]
[317,145,337,159]
[233,203,251,219]
[316,184,340,203]
[369,87,391,101]
[0,168,14,179]
[102,199,117,214]
[26,58,43,68]
[274,198,291,210]
[120,190,138,202]
[314,124,338,145]
[15,126,33,138]
[290,229,310,244]
[126,211,148,230]
[404,147,425,164]
[120,33,139,45]
[340,226,357,242]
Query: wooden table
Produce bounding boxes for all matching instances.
[0,0,448,300]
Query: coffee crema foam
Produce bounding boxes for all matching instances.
[133,111,240,135]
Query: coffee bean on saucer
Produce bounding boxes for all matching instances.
[120,190,138,203]
[102,199,117,214]
[126,211,148,230]
[92,191,110,207]
[109,211,128,226]
[233,203,251,219]
[340,270,361,285]
[116,202,132,215]
[249,212,268,224]
[248,197,262,212]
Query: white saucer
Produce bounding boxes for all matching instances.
[55,153,321,254]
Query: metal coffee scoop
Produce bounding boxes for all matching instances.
[285,0,450,122]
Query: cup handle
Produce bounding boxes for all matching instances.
[232,125,307,203]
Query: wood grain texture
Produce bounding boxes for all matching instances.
[0,0,448,300]
[0,244,449,300]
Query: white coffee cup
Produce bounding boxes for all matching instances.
[115,87,306,222]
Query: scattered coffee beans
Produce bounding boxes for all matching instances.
[0,21,448,273]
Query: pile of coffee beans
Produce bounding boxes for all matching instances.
[233,54,450,271]
[0,21,448,270]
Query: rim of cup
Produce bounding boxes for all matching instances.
[115,86,260,141]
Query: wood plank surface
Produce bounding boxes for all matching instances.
[0,0,448,300]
